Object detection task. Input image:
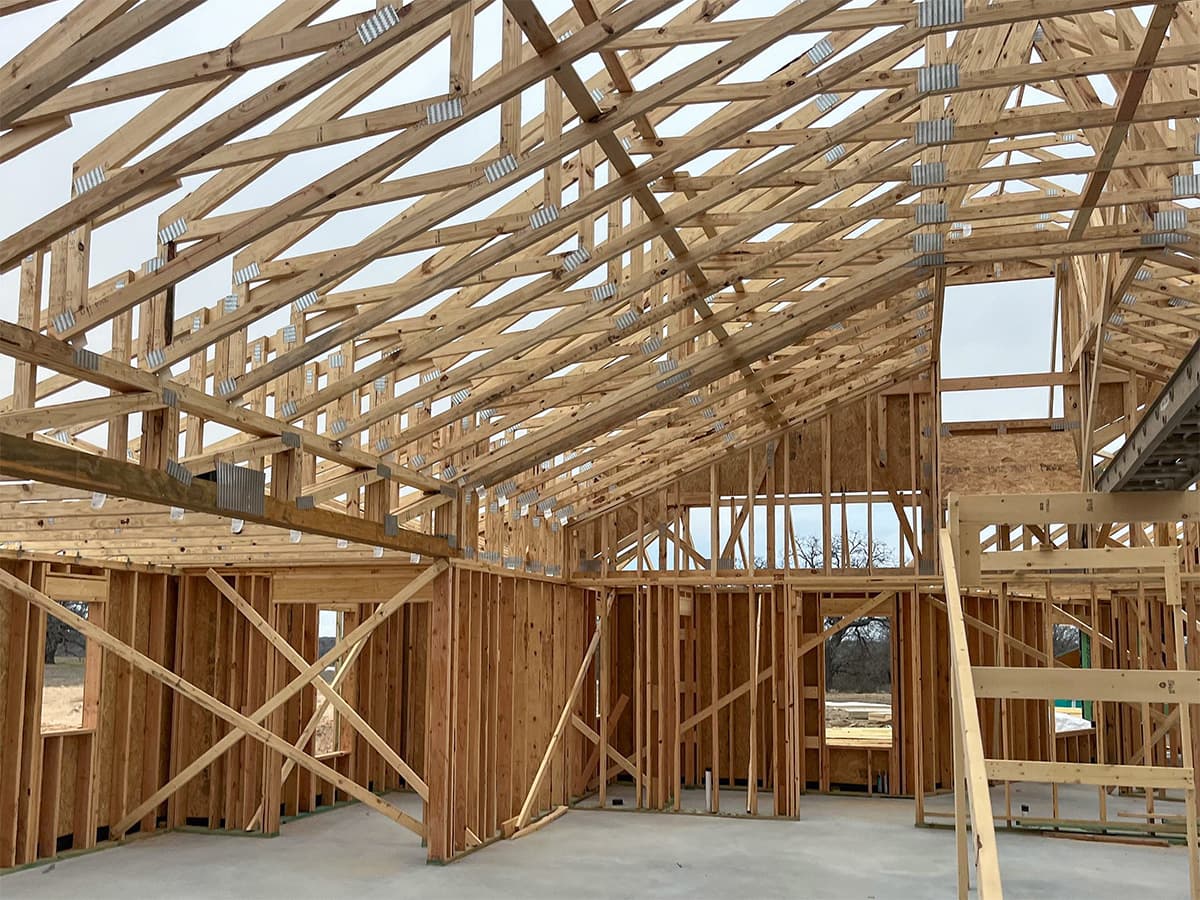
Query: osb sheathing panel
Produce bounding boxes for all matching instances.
[612,396,918,538]
[696,396,916,497]
[941,429,1079,495]
[1091,381,1134,433]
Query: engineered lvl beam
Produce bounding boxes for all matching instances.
[0,432,451,558]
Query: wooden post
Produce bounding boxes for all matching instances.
[426,565,453,860]
[598,589,609,809]
[747,592,760,815]
[1171,600,1200,896]
[952,661,969,900]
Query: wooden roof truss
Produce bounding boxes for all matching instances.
[1,0,1198,564]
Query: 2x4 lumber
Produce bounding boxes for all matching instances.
[1080,257,1146,459]
[163,97,436,178]
[1,1,136,87]
[795,592,895,659]
[558,309,927,509]
[940,372,1128,392]
[0,564,437,841]
[979,547,1180,574]
[11,254,41,420]
[972,667,1200,704]
[0,0,471,272]
[940,530,1004,900]
[925,595,1050,666]
[54,0,667,358]
[302,23,930,430]
[304,82,902,444]
[181,436,291,474]
[204,570,428,798]
[468,264,926,497]
[953,491,1200,527]
[574,355,928,521]
[570,714,638,780]
[352,181,919,456]
[0,0,64,14]
[0,431,450,558]
[1169,597,1200,897]
[1051,605,1114,651]
[155,0,488,229]
[1066,3,1180,241]
[679,667,773,734]
[0,390,162,436]
[506,0,788,431]
[0,0,206,128]
[204,0,890,402]
[11,13,372,124]
[458,255,916,494]
[467,257,925,485]
[984,760,1193,790]
[952,666,969,899]
[424,566,455,857]
[0,115,70,164]
[0,319,442,492]
[112,560,446,837]
[509,804,567,839]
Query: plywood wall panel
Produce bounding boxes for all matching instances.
[941,430,1079,496]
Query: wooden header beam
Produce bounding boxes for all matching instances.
[0,432,452,558]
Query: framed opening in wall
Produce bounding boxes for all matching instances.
[40,595,101,734]
[819,593,898,796]
[316,608,348,756]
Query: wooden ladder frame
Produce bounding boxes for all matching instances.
[943,490,1200,900]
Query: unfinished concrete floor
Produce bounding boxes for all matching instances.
[2,792,1190,899]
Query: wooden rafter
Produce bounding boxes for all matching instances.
[0,0,1195,565]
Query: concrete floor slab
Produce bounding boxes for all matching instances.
[2,792,1190,899]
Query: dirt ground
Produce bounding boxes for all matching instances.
[315,705,338,755]
[825,692,893,729]
[41,660,86,731]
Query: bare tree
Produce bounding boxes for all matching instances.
[784,531,897,694]
[44,602,88,665]
[801,534,892,570]
[1053,624,1081,659]
[825,616,892,693]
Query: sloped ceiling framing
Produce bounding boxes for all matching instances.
[0,0,1197,564]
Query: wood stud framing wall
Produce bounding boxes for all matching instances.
[943,493,1200,898]
[0,559,440,866]
[1,0,1197,569]
[1,0,1199,892]
[592,585,951,814]
[426,564,590,860]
